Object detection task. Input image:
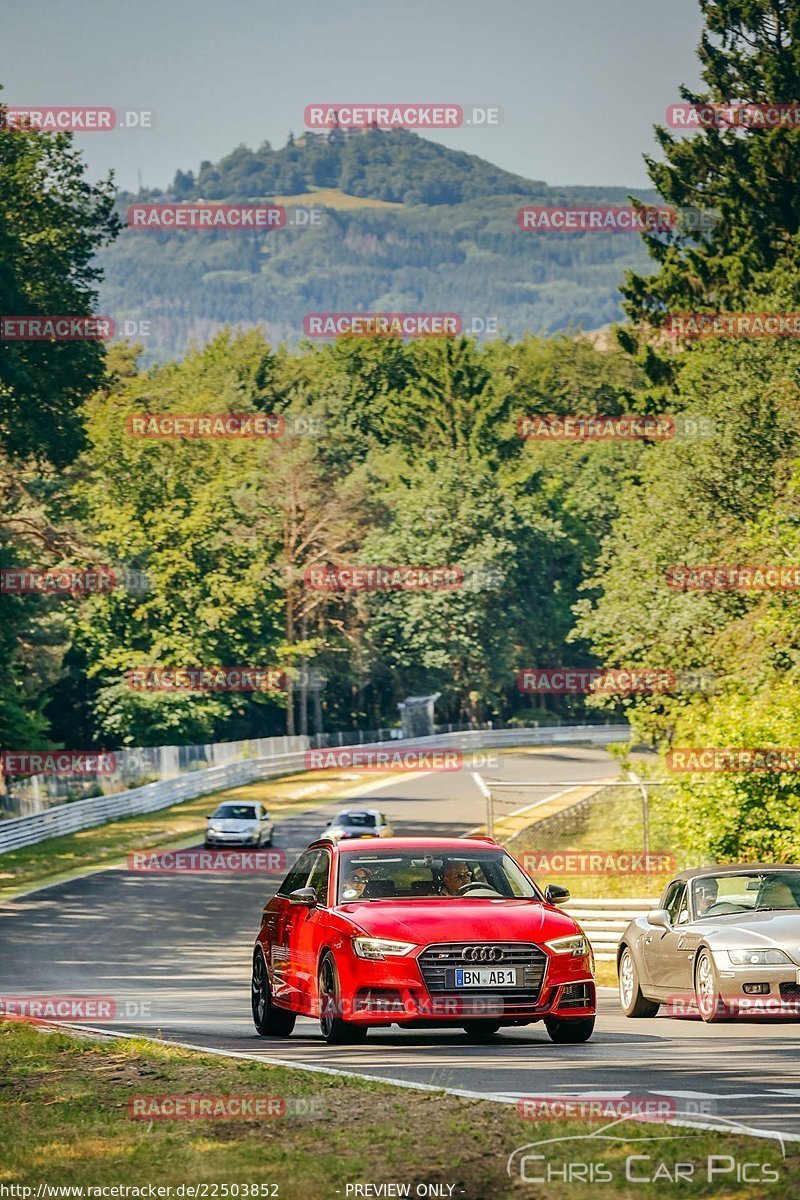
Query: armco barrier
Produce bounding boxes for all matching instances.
[0,724,629,855]
[564,897,659,961]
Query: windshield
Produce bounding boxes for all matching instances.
[337,850,539,903]
[336,812,376,827]
[212,805,257,820]
[691,871,800,918]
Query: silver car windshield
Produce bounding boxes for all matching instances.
[691,871,800,919]
[337,851,538,902]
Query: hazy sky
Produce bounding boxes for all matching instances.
[2,0,704,193]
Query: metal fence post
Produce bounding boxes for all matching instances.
[627,770,650,858]
[472,772,493,838]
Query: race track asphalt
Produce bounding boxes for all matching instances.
[2,745,799,1142]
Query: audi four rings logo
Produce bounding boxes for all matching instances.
[462,946,505,962]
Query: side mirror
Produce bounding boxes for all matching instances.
[325,820,332,826]
[647,908,672,930]
[544,884,570,906]
[289,887,317,907]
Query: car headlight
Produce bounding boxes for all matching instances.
[352,938,417,960]
[728,948,793,966]
[546,935,590,958]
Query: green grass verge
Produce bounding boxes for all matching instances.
[0,1021,795,1199]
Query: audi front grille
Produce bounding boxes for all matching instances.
[417,942,548,1010]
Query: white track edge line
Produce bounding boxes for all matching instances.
[46,1021,800,1144]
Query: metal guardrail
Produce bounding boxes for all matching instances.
[0,723,630,855]
[2,719,625,816]
[565,897,659,961]
[3,734,313,816]
[0,759,262,855]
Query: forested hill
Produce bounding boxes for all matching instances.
[167,127,538,206]
[100,128,659,361]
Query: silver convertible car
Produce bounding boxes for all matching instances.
[618,864,800,1021]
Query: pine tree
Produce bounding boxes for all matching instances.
[621,0,800,361]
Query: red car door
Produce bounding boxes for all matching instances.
[285,848,333,1014]
[266,849,319,1006]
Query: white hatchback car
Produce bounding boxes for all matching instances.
[205,802,274,848]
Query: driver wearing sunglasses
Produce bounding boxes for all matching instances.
[342,866,372,901]
[440,860,472,896]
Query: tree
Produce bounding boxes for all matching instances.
[0,94,121,762]
[574,334,800,738]
[621,0,800,361]
[0,94,122,466]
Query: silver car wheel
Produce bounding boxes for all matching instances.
[696,951,715,1017]
[619,948,635,1008]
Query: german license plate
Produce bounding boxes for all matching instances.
[451,967,519,988]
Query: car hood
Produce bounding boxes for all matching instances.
[338,898,579,943]
[692,909,800,951]
[208,819,258,831]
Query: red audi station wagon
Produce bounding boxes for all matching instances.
[251,836,596,1044]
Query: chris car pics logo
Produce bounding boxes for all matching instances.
[508,1115,784,1185]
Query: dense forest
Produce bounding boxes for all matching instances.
[4,0,800,861]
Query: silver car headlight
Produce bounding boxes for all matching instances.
[728,949,793,966]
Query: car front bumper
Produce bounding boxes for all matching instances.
[715,952,800,1014]
[668,951,800,1016]
[205,832,263,845]
[329,947,596,1026]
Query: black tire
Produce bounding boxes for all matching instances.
[544,1015,595,1043]
[618,945,660,1018]
[694,949,732,1023]
[251,947,296,1037]
[462,1021,502,1041]
[318,953,368,1044]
